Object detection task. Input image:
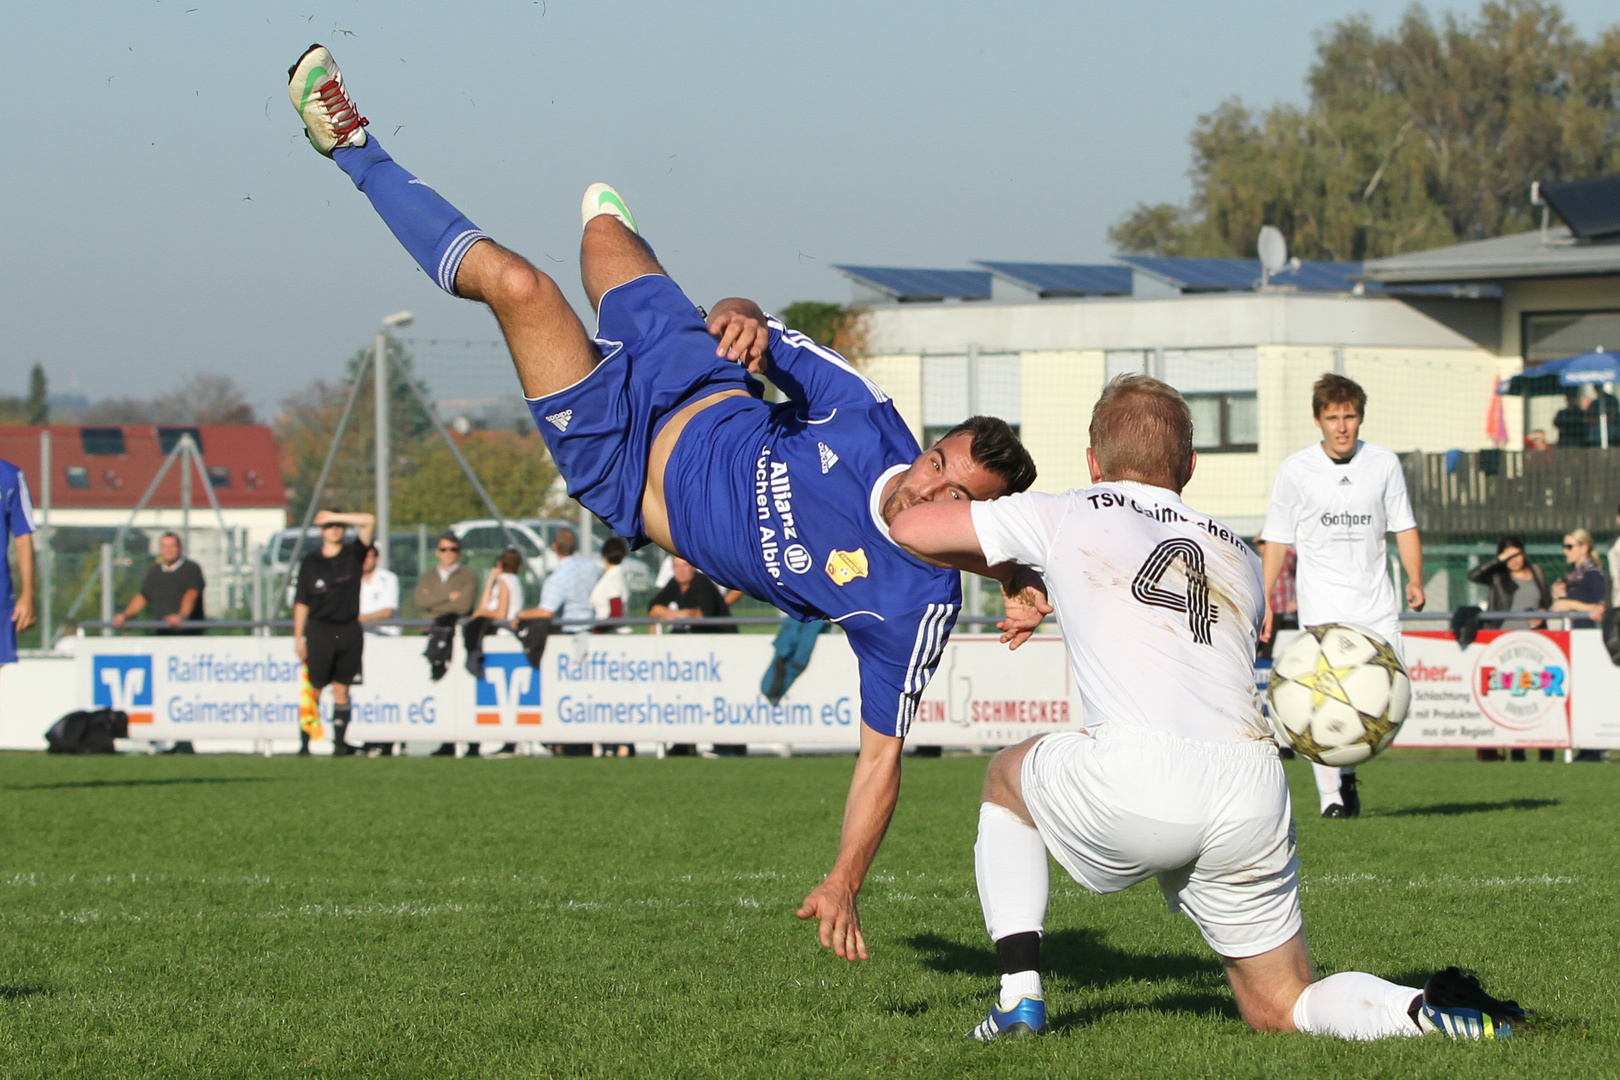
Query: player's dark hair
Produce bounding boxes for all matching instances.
[552,528,577,556]
[601,537,628,565]
[1312,373,1367,418]
[1090,375,1194,491]
[941,416,1037,495]
[497,547,524,574]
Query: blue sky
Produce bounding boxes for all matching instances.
[3,0,1615,409]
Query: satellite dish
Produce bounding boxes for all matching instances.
[1258,226,1288,286]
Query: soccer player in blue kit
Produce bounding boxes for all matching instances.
[0,457,37,664]
[286,46,1041,960]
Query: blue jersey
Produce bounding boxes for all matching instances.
[665,319,961,738]
[0,459,34,605]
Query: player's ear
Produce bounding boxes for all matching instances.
[1085,447,1103,485]
[1185,450,1198,486]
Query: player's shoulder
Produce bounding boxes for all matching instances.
[0,458,19,484]
[1353,441,1402,468]
[1277,443,1326,473]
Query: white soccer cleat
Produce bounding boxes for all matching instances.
[581,183,638,234]
[288,44,369,156]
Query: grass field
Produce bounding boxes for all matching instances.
[0,749,1614,1078]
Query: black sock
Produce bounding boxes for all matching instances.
[996,931,1041,976]
[333,705,352,748]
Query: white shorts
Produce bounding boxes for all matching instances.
[1020,725,1302,959]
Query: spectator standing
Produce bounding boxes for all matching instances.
[114,532,205,635]
[417,534,479,757]
[358,544,400,636]
[520,528,598,633]
[652,557,742,757]
[1586,386,1620,447]
[293,510,375,756]
[1467,536,1550,631]
[0,458,36,667]
[1607,504,1620,608]
[589,537,632,633]
[1553,391,1588,447]
[1551,529,1607,628]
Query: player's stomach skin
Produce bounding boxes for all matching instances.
[641,389,753,554]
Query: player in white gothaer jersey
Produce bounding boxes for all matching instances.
[1261,374,1425,818]
[891,375,1523,1042]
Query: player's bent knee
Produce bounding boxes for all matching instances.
[492,258,556,309]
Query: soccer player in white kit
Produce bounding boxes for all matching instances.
[1260,374,1425,818]
[891,375,1522,1042]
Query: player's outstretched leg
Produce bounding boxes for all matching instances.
[578,186,667,312]
[968,740,1050,1042]
[287,45,599,399]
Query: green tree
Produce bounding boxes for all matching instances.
[391,431,559,527]
[779,301,868,357]
[275,340,438,523]
[26,364,47,426]
[1109,1,1620,260]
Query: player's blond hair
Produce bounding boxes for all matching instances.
[1089,375,1194,491]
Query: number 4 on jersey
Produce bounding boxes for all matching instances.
[1132,538,1217,645]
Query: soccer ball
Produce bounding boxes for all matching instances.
[1267,623,1411,767]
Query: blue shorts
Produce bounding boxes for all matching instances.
[0,607,15,665]
[525,274,760,547]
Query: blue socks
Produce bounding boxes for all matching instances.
[333,138,488,296]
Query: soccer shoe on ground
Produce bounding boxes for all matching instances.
[969,997,1047,1042]
[288,44,369,155]
[582,183,638,234]
[1321,803,1348,818]
[1340,772,1361,817]
[1415,967,1526,1039]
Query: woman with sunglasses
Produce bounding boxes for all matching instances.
[1550,529,1608,629]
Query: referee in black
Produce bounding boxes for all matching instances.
[293,509,375,756]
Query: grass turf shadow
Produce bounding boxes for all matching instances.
[1377,798,1559,818]
[0,986,51,1001]
[5,777,282,791]
[905,928,1225,986]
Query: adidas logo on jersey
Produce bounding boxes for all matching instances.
[818,442,839,474]
[1338,476,1353,485]
[544,410,573,432]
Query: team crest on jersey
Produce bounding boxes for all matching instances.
[825,548,868,586]
[817,442,839,474]
[544,410,573,432]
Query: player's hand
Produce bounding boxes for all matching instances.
[12,595,35,632]
[997,574,1052,651]
[797,879,868,961]
[707,310,770,370]
[295,638,308,662]
[1406,581,1426,612]
[1260,607,1274,643]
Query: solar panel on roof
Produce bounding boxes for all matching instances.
[975,262,1132,296]
[834,265,991,300]
[1540,175,1620,240]
[1114,256,1364,293]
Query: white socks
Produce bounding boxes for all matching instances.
[1000,970,1042,1010]
[975,802,1049,941]
[1313,762,1351,812]
[975,803,1050,1009]
[1292,972,1423,1040]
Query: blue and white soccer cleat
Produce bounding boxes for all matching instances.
[1415,967,1526,1040]
[968,996,1047,1042]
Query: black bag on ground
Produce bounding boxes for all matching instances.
[45,709,129,754]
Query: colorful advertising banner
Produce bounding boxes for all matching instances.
[1394,629,1571,748]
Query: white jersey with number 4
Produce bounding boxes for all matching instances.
[971,481,1270,744]
[1260,441,1414,639]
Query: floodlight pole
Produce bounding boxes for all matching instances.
[374,329,390,569]
[375,311,414,570]
[38,429,51,650]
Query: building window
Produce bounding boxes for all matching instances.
[158,426,204,455]
[80,427,125,456]
[1523,310,1620,363]
[207,465,231,488]
[921,353,1022,439]
[922,422,1022,448]
[65,466,90,490]
[1186,392,1258,453]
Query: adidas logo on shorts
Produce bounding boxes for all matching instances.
[818,442,839,474]
[544,410,573,432]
